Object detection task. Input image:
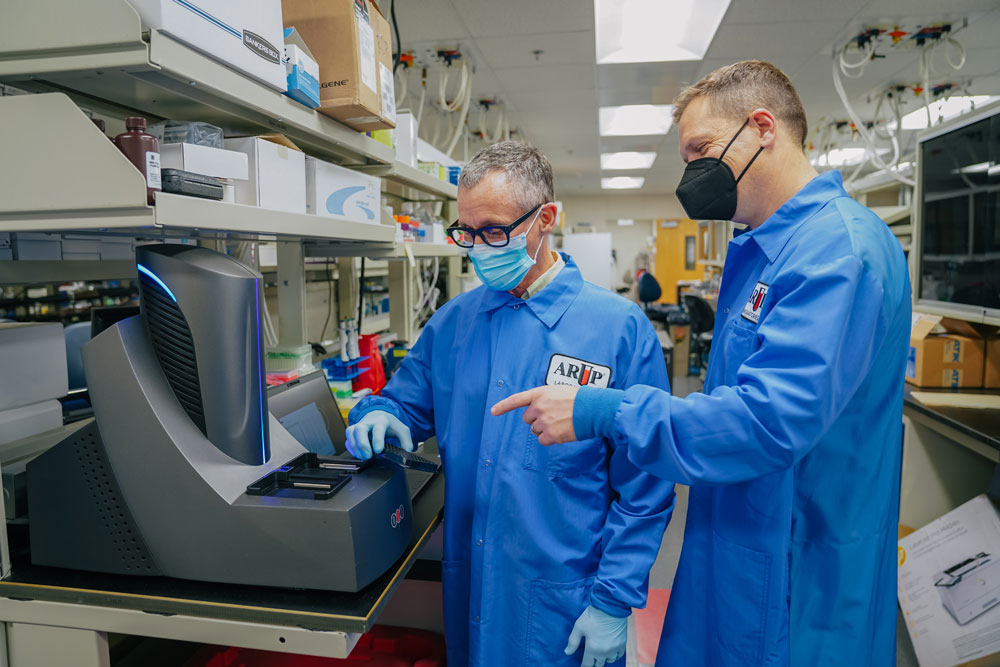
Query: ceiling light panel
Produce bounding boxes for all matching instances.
[602,176,646,189]
[601,151,657,170]
[595,0,731,64]
[600,105,674,136]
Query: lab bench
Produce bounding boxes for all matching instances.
[0,467,444,666]
[900,385,1000,529]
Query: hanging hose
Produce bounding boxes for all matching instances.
[437,62,469,112]
[444,79,473,156]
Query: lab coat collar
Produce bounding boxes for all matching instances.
[478,252,582,329]
[737,170,847,263]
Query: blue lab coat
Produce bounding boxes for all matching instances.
[352,256,675,667]
[610,171,910,665]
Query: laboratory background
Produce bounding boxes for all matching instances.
[0,0,998,666]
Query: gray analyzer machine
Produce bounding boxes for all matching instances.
[27,244,413,592]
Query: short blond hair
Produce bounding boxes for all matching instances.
[673,60,808,148]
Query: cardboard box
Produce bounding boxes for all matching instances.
[899,495,1000,666]
[282,27,321,108]
[160,143,249,180]
[0,323,68,411]
[224,137,306,213]
[907,314,986,388]
[126,0,286,91]
[986,337,1000,389]
[280,0,395,131]
[395,111,418,168]
[305,157,380,223]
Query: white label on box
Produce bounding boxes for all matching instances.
[146,151,161,189]
[379,62,396,123]
[357,11,377,93]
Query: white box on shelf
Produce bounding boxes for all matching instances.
[282,27,320,108]
[224,137,306,213]
[417,137,460,167]
[12,233,61,260]
[125,0,287,91]
[160,143,249,180]
[0,323,68,411]
[899,495,1000,667]
[305,157,380,224]
[0,400,63,446]
[395,112,418,168]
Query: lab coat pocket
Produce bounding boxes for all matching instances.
[525,575,596,667]
[523,430,604,478]
[711,533,771,664]
[721,320,760,382]
[441,559,470,663]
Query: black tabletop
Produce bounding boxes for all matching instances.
[903,384,1000,451]
[0,472,444,634]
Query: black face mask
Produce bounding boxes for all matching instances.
[675,118,764,221]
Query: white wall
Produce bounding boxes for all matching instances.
[559,194,685,288]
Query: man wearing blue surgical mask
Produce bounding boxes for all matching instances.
[345,141,675,667]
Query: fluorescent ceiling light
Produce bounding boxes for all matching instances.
[601,152,657,170]
[595,0,731,64]
[890,95,999,131]
[617,218,635,226]
[602,177,645,190]
[600,105,674,136]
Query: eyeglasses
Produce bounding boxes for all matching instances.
[447,203,544,248]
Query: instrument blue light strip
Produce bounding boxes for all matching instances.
[256,280,266,463]
[170,0,241,39]
[137,264,178,302]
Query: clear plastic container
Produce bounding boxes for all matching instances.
[149,121,224,148]
[264,343,313,372]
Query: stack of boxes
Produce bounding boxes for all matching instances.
[907,314,1000,389]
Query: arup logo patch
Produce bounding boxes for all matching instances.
[741,281,769,324]
[243,30,280,63]
[546,354,611,388]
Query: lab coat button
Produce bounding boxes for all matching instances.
[477,539,484,546]
[474,615,481,622]
[513,304,521,310]
[485,459,492,467]
[497,379,505,387]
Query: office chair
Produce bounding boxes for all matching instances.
[682,294,715,375]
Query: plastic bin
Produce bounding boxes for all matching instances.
[321,356,370,381]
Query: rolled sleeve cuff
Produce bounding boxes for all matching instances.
[349,395,406,427]
[590,588,632,618]
[573,386,625,441]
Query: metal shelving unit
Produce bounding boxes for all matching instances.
[0,0,392,167]
[0,94,394,245]
[359,162,458,201]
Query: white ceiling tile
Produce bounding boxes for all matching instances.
[721,0,868,24]
[857,0,1000,20]
[476,31,594,68]
[494,64,596,92]
[394,0,470,44]
[705,21,849,60]
[450,0,593,38]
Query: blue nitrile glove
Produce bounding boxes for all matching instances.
[344,410,414,460]
[565,605,628,667]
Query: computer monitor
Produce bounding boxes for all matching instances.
[267,370,347,456]
[915,100,1000,325]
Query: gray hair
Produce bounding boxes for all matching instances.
[458,141,554,210]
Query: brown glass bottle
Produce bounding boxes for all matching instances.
[114,116,161,205]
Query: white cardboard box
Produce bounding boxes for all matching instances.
[224,137,306,213]
[0,400,63,446]
[899,495,1000,666]
[160,143,249,180]
[395,112,418,168]
[125,0,286,91]
[305,157,380,224]
[0,323,68,411]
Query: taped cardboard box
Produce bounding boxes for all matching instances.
[907,314,986,388]
[986,336,1000,389]
[280,0,395,131]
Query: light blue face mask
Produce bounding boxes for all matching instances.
[468,207,544,291]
